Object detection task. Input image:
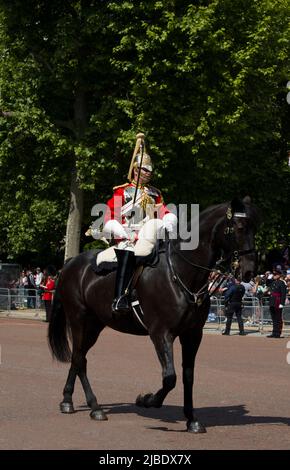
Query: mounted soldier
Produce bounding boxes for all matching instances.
[92,133,178,314]
[50,195,259,430]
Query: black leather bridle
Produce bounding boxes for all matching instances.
[165,207,256,305]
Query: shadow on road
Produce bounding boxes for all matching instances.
[74,402,290,430]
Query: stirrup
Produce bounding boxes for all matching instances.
[112,295,131,313]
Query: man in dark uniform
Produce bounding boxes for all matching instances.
[267,269,287,338]
[222,277,246,336]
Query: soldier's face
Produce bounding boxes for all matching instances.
[133,166,152,185]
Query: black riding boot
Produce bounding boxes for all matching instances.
[222,317,232,335]
[237,316,246,335]
[112,249,136,315]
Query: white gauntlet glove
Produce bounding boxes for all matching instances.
[162,213,178,233]
[103,220,129,240]
[279,304,284,309]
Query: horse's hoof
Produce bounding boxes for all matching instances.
[187,420,207,433]
[90,409,108,421]
[136,393,161,408]
[136,393,152,407]
[60,401,75,414]
[136,394,144,407]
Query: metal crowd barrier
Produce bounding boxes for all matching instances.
[0,288,44,311]
[206,295,290,334]
[0,288,290,335]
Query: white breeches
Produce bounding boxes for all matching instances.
[96,218,165,265]
[134,218,164,256]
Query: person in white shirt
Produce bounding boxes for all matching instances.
[241,279,255,297]
[35,267,43,288]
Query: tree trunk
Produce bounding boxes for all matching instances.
[64,168,84,261]
[64,88,87,261]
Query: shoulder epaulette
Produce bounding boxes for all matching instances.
[113,182,130,190]
[146,185,162,196]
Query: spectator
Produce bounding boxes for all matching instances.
[26,269,36,309]
[19,270,28,288]
[40,268,56,322]
[35,267,44,308]
[35,267,43,289]
[253,275,267,297]
[265,271,273,287]
[253,275,267,324]
[222,277,246,336]
[17,270,27,309]
[241,278,255,297]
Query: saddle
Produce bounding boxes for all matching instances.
[90,241,166,328]
[91,239,165,278]
[92,241,165,293]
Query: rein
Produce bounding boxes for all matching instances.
[166,237,228,305]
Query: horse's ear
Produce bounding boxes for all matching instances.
[243,195,251,205]
[230,197,245,213]
[243,195,261,226]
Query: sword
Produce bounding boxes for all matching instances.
[132,138,144,206]
[127,134,145,228]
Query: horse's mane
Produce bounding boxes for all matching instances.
[199,203,227,219]
[199,199,259,227]
[178,200,259,245]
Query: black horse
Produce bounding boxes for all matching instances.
[48,197,258,433]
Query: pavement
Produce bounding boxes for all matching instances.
[1,317,290,450]
[1,308,289,337]
[0,308,45,321]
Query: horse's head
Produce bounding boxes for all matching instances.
[215,197,259,282]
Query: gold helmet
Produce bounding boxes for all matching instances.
[127,132,153,182]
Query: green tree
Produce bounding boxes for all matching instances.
[0,1,129,261]
[108,0,290,252]
[0,0,289,265]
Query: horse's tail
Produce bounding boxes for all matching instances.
[48,286,71,362]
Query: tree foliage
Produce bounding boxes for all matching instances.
[0,0,289,265]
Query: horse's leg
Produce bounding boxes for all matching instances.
[136,331,176,408]
[60,316,107,420]
[60,318,82,414]
[60,366,78,414]
[179,327,206,433]
[77,319,107,421]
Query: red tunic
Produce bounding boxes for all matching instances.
[42,278,55,301]
[104,183,170,224]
